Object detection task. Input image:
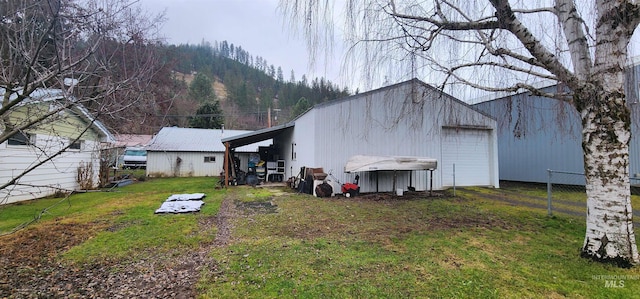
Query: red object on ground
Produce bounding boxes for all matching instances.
[341,183,359,193]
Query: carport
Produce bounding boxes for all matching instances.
[220,122,295,186]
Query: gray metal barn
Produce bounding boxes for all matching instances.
[472,61,640,185]
[223,79,500,193]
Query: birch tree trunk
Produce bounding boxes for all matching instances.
[577,0,639,266]
[578,86,638,266]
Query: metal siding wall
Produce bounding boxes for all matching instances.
[474,95,584,184]
[174,152,215,176]
[474,62,640,185]
[632,109,640,178]
[304,81,497,193]
[147,152,224,177]
[147,151,256,177]
[288,110,317,179]
[489,127,501,187]
[312,85,422,192]
[147,152,173,177]
[627,63,640,178]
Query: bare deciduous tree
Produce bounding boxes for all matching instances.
[281,0,640,266]
[1,0,163,203]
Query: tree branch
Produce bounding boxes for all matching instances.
[389,0,504,31]
[489,0,580,89]
[449,61,557,81]
[555,0,592,80]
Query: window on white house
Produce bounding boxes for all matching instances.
[69,139,83,150]
[8,132,33,146]
[204,156,216,163]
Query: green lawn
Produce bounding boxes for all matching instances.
[1,178,639,298]
[202,187,640,298]
[0,177,223,263]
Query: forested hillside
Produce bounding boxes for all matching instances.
[102,41,350,134]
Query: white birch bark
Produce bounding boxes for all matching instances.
[578,0,639,266]
[581,96,638,265]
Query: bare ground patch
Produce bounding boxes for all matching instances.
[0,216,219,298]
[212,197,239,247]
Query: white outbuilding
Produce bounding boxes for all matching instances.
[146,127,271,177]
[223,79,500,193]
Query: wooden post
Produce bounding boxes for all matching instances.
[429,169,433,196]
[224,142,230,187]
[393,170,397,195]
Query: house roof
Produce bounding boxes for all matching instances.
[114,134,153,148]
[1,88,115,143]
[146,127,272,153]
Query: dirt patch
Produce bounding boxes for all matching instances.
[235,199,278,214]
[0,222,105,267]
[335,190,447,201]
[212,197,237,247]
[0,216,220,298]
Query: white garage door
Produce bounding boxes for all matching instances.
[441,128,492,186]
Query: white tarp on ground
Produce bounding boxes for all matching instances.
[155,193,206,213]
[344,155,438,173]
[166,193,206,201]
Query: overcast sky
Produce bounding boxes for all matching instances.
[139,0,347,88]
[138,1,640,101]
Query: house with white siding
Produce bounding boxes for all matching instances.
[0,88,115,204]
[223,79,500,193]
[145,127,271,177]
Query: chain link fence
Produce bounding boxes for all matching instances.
[546,169,640,216]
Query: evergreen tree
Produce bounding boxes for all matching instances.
[300,74,308,87]
[189,73,215,102]
[290,97,311,118]
[220,41,230,58]
[268,65,276,78]
[189,101,224,129]
[277,66,284,82]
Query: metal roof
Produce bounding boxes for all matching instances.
[114,134,154,148]
[147,127,272,152]
[221,122,295,149]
